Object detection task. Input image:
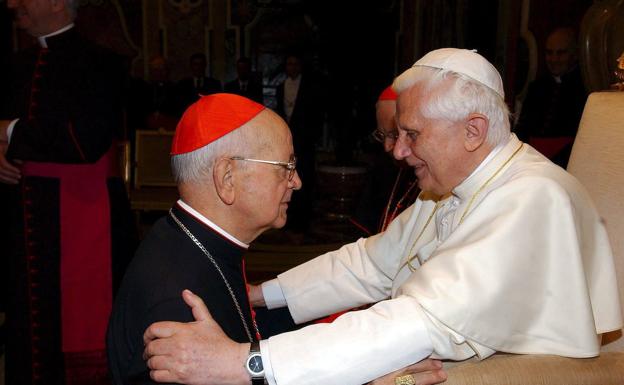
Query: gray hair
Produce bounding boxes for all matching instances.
[393,66,510,147]
[171,126,252,184]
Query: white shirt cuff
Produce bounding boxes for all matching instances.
[261,279,287,309]
[259,339,276,385]
[7,119,18,144]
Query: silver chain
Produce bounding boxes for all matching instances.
[169,209,259,342]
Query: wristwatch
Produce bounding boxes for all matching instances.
[245,342,265,385]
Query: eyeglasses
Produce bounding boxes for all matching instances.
[230,155,297,181]
[371,129,399,143]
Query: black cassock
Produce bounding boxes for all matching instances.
[2,27,136,384]
[107,203,258,384]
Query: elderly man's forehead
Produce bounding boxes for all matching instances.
[395,80,444,113]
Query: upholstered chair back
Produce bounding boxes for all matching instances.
[566,91,624,352]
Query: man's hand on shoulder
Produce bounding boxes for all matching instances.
[143,289,250,385]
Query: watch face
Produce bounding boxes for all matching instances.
[248,354,264,374]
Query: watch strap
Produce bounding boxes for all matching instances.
[248,342,266,385]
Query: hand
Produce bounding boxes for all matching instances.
[367,359,447,385]
[248,284,266,307]
[143,289,250,385]
[0,120,21,184]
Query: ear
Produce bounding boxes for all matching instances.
[464,113,489,152]
[213,157,236,205]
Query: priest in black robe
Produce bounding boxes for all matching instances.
[107,94,302,384]
[1,1,136,384]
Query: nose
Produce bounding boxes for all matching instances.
[290,170,303,190]
[393,133,411,161]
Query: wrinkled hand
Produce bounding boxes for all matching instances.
[248,284,266,307]
[0,120,21,184]
[143,289,250,385]
[367,359,447,385]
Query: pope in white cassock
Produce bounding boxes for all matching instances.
[142,48,623,385]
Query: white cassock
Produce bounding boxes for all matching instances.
[259,134,622,385]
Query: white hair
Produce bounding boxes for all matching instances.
[171,126,252,184]
[393,66,510,147]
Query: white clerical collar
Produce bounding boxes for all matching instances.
[38,23,75,48]
[177,199,249,249]
[466,134,510,180]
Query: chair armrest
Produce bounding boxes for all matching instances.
[444,352,624,385]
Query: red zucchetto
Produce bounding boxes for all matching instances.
[377,86,397,102]
[171,93,265,155]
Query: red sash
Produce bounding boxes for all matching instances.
[22,149,115,353]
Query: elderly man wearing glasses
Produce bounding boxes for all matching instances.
[106,93,301,384]
[352,87,420,236]
[106,93,443,385]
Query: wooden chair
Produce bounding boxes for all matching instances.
[129,129,179,224]
[133,128,176,188]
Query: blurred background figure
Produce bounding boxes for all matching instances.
[126,55,180,134]
[514,27,587,168]
[177,52,222,111]
[0,0,136,383]
[274,53,324,235]
[350,86,419,237]
[224,56,264,103]
[143,55,181,130]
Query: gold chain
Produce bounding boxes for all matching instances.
[457,142,524,225]
[401,200,441,271]
[403,142,524,271]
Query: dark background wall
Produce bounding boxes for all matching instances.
[1,0,596,161]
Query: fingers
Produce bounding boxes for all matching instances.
[143,321,180,346]
[182,289,211,322]
[401,359,442,373]
[150,369,175,384]
[143,334,180,361]
[0,153,21,184]
[410,369,447,385]
[398,360,446,385]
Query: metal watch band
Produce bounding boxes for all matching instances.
[248,342,266,385]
